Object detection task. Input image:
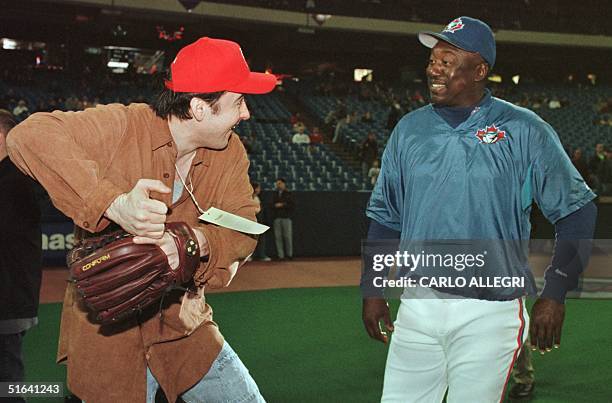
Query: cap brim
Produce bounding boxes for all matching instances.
[418,32,442,48]
[227,72,277,94]
[419,31,471,54]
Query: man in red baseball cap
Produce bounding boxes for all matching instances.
[8,37,273,402]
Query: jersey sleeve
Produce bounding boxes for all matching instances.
[365,124,403,231]
[528,120,596,224]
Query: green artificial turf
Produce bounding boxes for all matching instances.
[23,288,612,402]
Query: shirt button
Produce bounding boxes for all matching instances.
[163,173,170,179]
[83,221,89,228]
[166,142,172,147]
[145,353,151,360]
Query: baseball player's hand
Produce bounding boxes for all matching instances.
[105,179,171,238]
[529,297,565,354]
[133,232,180,270]
[362,298,394,344]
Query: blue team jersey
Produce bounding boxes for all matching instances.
[367,90,596,240]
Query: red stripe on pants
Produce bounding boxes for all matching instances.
[499,298,526,403]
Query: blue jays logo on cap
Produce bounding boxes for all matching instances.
[443,18,465,33]
[476,124,506,144]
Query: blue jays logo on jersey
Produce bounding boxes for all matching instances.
[443,18,464,33]
[476,124,506,144]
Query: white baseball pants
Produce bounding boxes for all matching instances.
[382,290,528,403]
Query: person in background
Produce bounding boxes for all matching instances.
[589,143,606,192]
[368,159,381,187]
[291,126,311,145]
[272,178,294,260]
[571,148,591,186]
[0,109,42,403]
[359,132,379,180]
[309,126,324,153]
[12,100,29,121]
[251,181,271,262]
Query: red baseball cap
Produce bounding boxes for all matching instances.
[165,37,276,94]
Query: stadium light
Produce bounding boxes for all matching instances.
[178,0,200,12]
[1,38,17,50]
[311,14,332,26]
[107,61,129,68]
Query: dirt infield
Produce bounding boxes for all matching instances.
[40,257,362,303]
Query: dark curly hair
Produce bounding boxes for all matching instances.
[149,73,225,120]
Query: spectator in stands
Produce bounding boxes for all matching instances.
[292,126,311,145]
[293,119,306,132]
[571,148,591,184]
[599,149,612,196]
[0,88,15,110]
[411,90,426,106]
[359,132,379,179]
[548,96,561,109]
[326,103,346,134]
[0,109,42,399]
[324,109,337,127]
[272,178,294,260]
[368,159,381,187]
[531,97,542,109]
[518,93,530,108]
[290,112,302,125]
[64,96,80,111]
[12,100,29,121]
[386,101,401,130]
[589,143,607,191]
[595,114,611,126]
[309,126,323,153]
[362,111,374,124]
[333,112,350,143]
[247,131,262,154]
[81,96,93,109]
[36,99,50,113]
[309,126,323,144]
[251,182,271,261]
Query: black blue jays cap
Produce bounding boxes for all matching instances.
[418,16,496,68]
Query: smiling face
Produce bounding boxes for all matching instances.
[426,41,488,108]
[194,91,250,150]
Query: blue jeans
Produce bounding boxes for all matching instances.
[146,342,265,403]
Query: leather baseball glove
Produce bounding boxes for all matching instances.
[67,222,200,325]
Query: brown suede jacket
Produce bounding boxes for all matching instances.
[7,103,258,402]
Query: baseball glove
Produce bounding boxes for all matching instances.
[67,222,200,325]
